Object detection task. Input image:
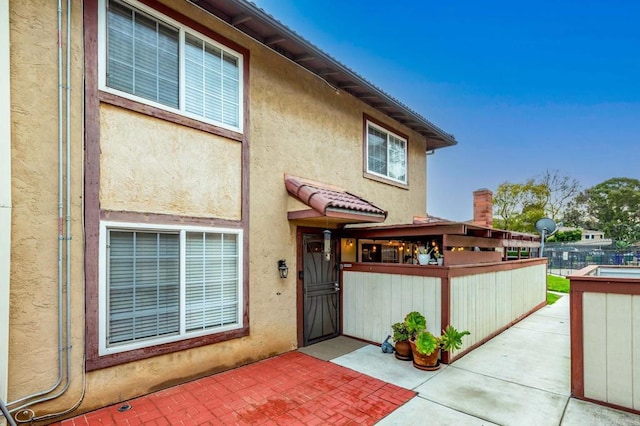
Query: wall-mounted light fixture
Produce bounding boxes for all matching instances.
[277,259,288,279]
[323,230,331,261]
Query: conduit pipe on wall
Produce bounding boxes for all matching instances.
[8,0,74,415]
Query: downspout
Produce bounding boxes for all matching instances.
[8,0,73,415]
[425,149,434,214]
[0,0,13,406]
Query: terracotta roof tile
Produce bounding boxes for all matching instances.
[285,175,387,217]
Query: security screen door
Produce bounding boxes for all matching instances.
[302,233,339,345]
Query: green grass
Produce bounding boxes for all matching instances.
[547,292,561,305]
[547,274,570,293]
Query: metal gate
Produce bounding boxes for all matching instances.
[302,233,339,346]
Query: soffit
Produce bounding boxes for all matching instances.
[188,0,458,150]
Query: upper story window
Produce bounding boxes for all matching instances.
[100,0,243,132]
[366,120,407,185]
[99,222,243,355]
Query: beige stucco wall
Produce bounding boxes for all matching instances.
[8,0,86,416]
[100,105,242,220]
[8,0,437,421]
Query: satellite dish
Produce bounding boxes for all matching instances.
[535,217,557,257]
[535,218,557,235]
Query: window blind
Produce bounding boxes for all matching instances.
[105,0,241,129]
[108,231,180,345]
[107,0,179,108]
[185,35,240,128]
[185,232,238,332]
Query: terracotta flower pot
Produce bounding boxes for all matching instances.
[409,339,441,371]
[394,340,412,361]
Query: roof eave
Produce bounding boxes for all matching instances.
[188,0,457,149]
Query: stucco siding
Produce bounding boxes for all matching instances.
[8,0,86,409]
[7,0,436,419]
[99,105,242,220]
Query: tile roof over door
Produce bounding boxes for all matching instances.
[285,175,387,226]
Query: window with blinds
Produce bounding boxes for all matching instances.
[103,225,242,354]
[102,0,243,131]
[366,121,407,184]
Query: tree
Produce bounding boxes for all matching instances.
[546,229,582,242]
[493,180,548,233]
[492,171,581,233]
[565,177,640,243]
[539,170,581,220]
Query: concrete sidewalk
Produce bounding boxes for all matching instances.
[323,295,640,425]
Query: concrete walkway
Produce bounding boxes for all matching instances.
[326,295,640,425]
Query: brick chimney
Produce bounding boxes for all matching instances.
[473,189,493,228]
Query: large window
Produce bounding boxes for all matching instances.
[366,121,407,184]
[100,222,243,355]
[100,0,243,132]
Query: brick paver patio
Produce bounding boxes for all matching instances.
[52,351,414,425]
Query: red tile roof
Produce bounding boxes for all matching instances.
[285,175,387,219]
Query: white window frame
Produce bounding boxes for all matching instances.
[365,120,408,185]
[97,0,244,133]
[98,221,244,356]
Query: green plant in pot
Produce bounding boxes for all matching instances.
[410,325,470,371]
[391,322,412,361]
[404,311,426,339]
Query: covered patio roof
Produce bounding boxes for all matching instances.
[285,174,387,226]
[342,215,540,249]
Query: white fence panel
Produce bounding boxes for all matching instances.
[450,264,546,352]
[342,271,441,343]
[583,292,640,410]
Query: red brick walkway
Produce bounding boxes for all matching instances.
[53,352,415,425]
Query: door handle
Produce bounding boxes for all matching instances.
[334,282,340,292]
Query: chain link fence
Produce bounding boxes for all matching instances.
[542,242,640,275]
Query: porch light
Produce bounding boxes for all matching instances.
[323,230,331,261]
[277,259,289,279]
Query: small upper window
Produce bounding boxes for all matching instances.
[101,0,243,132]
[366,121,407,184]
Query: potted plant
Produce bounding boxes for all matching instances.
[416,247,433,265]
[434,251,444,266]
[410,325,470,371]
[404,311,426,339]
[391,322,412,360]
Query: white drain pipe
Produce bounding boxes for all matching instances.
[0,0,13,404]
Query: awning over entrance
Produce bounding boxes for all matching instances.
[285,174,387,226]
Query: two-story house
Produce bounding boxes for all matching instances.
[2,0,463,421]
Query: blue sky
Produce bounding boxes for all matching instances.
[252,0,640,220]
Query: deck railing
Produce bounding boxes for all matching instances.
[341,258,547,363]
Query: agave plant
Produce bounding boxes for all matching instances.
[404,311,426,338]
[440,325,471,352]
[414,331,440,356]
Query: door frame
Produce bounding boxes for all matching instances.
[296,226,342,347]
